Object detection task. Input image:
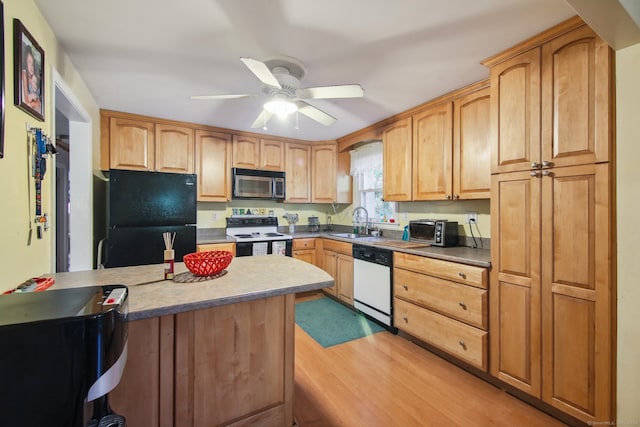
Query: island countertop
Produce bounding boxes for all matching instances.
[43,255,334,321]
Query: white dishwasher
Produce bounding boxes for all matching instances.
[353,244,394,330]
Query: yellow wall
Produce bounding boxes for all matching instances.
[615,42,640,425]
[197,198,491,240]
[0,0,99,291]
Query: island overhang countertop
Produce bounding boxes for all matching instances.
[43,255,334,321]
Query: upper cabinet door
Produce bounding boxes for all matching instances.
[489,48,541,174]
[260,139,285,171]
[383,117,413,201]
[412,102,453,201]
[109,117,155,171]
[285,143,311,203]
[232,135,260,169]
[541,26,612,168]
[155,124,194,174]
[195,130,232,202]
[311,144,337,203]
[454,88,491,200]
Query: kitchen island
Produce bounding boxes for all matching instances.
[45,256,334,427]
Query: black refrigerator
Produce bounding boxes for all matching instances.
[105,169,197,268]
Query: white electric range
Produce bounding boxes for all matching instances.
[226,216,293,257]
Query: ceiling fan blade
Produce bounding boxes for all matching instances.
[240,57,282,89]
[251,110,273,129]
[297,102,337,126]
[191,94,253,100]
[297,84,364,99]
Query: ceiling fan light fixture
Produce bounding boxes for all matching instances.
[264,99,298,118]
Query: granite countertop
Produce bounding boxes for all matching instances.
[288,232,490,268]
[43,256,333,321]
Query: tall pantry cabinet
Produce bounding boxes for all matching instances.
[485,17,614,424]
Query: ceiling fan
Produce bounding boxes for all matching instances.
[191,56,364,128]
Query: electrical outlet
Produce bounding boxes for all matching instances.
[212,213,218,221]
[402,212,408,220]
[465,212,478,224]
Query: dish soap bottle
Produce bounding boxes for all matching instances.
[402,225,410,241]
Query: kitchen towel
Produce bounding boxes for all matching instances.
[295,297,385,347]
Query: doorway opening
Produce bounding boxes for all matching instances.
[52,71,93,272]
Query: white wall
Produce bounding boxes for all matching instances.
[615,42,640,425]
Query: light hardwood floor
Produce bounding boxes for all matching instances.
[293,295,567,427]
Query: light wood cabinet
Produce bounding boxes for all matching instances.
[102,112,195,174]
[540,163,612,420]
[232,136,285,171]
[412,102,453,200]
[335,150,353,204]
[383,85,490,202]
[174,296,294,426]
[110,316,175,427]
[285,143,311,203]
[293,238,316,265]
[111,296,295,427]
[232,135,261,169]
[320,239,353,305]
[486,18,614,424]
[487,48,541,174]
[108,117,156,171]
[393,252,489,371]
[382,117,413,201]
[335,254,354,304]
[453,87,491,199]
[155,124,194,174]
[487,23,611,174]
[490,170,542,396]
[311,143,337,203]
[196,242,236,257]
[194,130,232,202]
[260,139,285,171]
[540,25,612,168]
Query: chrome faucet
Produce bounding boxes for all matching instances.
[352,206,369,235]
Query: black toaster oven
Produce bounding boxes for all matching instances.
[408,219,459,247]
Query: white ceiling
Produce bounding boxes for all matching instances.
[35,0,576,141]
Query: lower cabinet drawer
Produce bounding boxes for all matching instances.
[394,268,488,330]
[394,298,488,371]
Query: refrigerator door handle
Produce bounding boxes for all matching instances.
[97,238,107,269]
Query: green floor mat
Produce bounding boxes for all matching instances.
[295,297,385,348]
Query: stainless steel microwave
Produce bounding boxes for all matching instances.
[409,219,459,247]
[232,168,285,200]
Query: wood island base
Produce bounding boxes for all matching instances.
[110,294,295,427]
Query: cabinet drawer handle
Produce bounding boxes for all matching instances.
[403,284,408,291]
[453,194,460,200]
[542,160,553,168]
[542,170,553,177]
[458,301,467,310]
[459,340,467,350]
[446,194,451,200]
[458,272,466,279]
[530,162,541,169]
[530,171,540,177]
[403,316,409,323]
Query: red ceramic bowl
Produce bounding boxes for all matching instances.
[183,251,233,276]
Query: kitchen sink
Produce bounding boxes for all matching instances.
[328,232,371,239]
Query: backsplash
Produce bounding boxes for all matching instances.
[197,198,490,245]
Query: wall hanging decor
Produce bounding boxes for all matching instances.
[26,126,56,244]
[13,18,44,121]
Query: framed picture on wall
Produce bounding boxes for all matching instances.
[13,18,44,121]
[0,1,5,158]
